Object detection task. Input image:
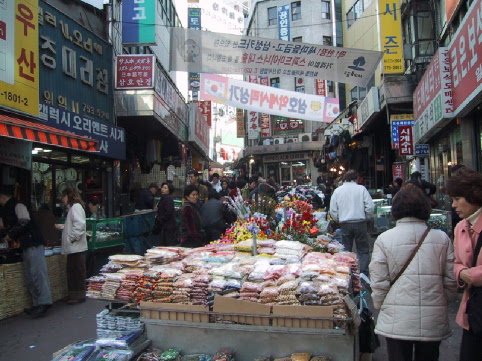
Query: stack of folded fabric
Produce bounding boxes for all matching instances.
[87,275,105,299]
[191,273,211,305]
[101,273,126,300]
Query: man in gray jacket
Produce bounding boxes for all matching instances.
[329,169,374,276]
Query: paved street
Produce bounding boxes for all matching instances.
[0,294,464,361]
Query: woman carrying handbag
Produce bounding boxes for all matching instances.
[369,185,457,361]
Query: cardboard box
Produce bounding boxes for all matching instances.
[140,301,209,323]
[271,305,333,329]
[213,296,271,326]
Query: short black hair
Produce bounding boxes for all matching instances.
[212,173,220,179]
[148,182,158,189]
[188,170,199,177]
[184,184,199,198]
[161,182,175,194]
[410,171,421,180]
[394,178,403,187]
[89,196,101,206]
[0,185,13,197]
[249,176,259,184]
[391,184,431,221]
[208,188,221,200]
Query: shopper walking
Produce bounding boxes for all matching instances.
[135,183,158,211]
[0,186,52,316]
[56,188,87,304]
[446,167,482,361]
[201,189,231,243]
[179,185,204,248]
[369,185,456,361]
[329,169,374,276]
[156,182,177,246]
[211,173,222,193]
[219,180,230,198]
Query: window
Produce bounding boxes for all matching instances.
[270,77,280,88]
[350,86,367,101]
[291,1,301,21]
[321,0,331,19]
[323,36,332,45]
[293,36,303,42]
[346,0,365,28]
[327,80,334,93]
[268,7,277,26]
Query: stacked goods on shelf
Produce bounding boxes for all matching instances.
[96,309,144,338]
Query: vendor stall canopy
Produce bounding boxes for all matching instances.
[0,114,98,152]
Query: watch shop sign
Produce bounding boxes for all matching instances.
[263,152,308,163]
[448,0,482,117]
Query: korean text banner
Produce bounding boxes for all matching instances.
[122,0,156,45]
[0,0,39,116]
[378,0,404,74]
[200,74,340,122]
[171,28,383,87]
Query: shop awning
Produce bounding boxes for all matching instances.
[0,114,98,152]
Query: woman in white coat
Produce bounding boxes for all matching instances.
[56,188,87,304]
[369,184,457,361]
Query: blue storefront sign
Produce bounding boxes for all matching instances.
[39,104,126,160]
[415,144,430,156]
[122,0,156,44]
[391,120,415,149]
[278,5,290,41]
[188,8,202,30]
[38,3,114,124]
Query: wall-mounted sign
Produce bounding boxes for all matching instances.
[392,163,405,180]
[0,137,32,170]
[263,152,309,163]
[273,117,304,136]
[38,104,126,160]
[378,0,404,73]
[39,2,114,123]
[278,5,290,41]
[194,100,212,127]
[415,144,430,156]
[189,103,209,155]
[0,0,39,115]
[357,87,380,130]
[390,114,414,149]
[236,108,245,138]
[122,0,156,45]
[115,55,155,89]
[398,125,414,156]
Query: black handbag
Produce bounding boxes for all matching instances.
[466,232,482,336]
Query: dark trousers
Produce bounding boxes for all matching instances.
[340,221,370,275]
[67,252,86,300]
[460,329,482,361]
[385,337,441,361]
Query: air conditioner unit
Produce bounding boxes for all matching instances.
[298,133,312,142]
[274,138,285,145]
[285,137,299,143]
[262,139,273,146]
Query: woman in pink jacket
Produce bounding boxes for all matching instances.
[446,167,482,361]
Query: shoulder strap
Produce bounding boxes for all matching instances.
[390,226,431,286]
[472,232,482,268]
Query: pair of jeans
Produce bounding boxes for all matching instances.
[23,245,52,306]
[340,220,370,275]
[385,337,441,361]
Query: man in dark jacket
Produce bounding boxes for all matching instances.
[404,171,436,195]
[135,183,158,211]
[201,190,232,243]
[0,186,52,316]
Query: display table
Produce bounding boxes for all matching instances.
[0,254,68,320]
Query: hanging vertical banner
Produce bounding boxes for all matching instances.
[398,125,414,156]
[278,5,290,41]
[194,100,212,127]
[188,8,201,95]
[315,79,327,96]
[0,0,39,116]
[260,113,271,138]
[236,108,245,138]
[122,0,156,45]
[247,75,260,140]
[392,163,405,180]
[378,0,404,74]
[390,114,414,149]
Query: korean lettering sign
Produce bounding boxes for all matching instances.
[278,5,290,41]
[122,0,156,45]
[200,73,339,122]
[398,125,414,156]
[189,103,209,154]
[38,104,126,160]
[260,113,271,137]
[38,2,114,123]
[194,100,212,127]
[236,108,245,138]
[392,164,405,180]
[315,79,326,96]
[155,65,189,125]
[415,144,430,156]
[0,0,39,116]
[448,0,482,116]
[273,116,304,136]
[115,55,154,89]
[379,0,404,74]
[188,8,201,30]
[170,28,383,87]
[390,114,414,149]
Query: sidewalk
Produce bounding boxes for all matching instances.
[0,295,464,361]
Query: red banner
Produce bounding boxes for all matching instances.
[392,164,405,180]
[115,55,155,89]
[194,100,212,127]
[398,125,414,156]
[315,79,327,96]
[260,113,271,137]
